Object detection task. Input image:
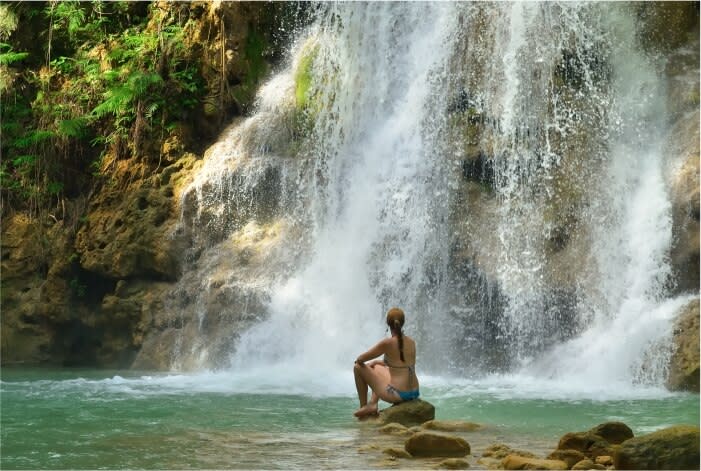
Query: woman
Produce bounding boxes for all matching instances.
[353,307,420,418]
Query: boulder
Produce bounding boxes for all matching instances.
[435,458,471,469]
[379,399,435,426]
[422,420,482,432]
[556,423,626,459]
[501,455,568,470]
[547,449,588,468]
[613,425,700,470]
[557,432,609,457]
[571,459,605,470]
[404,432,470,458]
[667,298,700,392]
[594,455,612,466]
[589,422,634,445]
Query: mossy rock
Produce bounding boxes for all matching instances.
[614,425,700,470]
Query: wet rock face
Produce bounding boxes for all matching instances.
[613,425,700,470]
[667,298,700,392]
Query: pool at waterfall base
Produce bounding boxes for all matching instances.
[2,368,698,469]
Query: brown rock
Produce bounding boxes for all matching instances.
[435,458,471,469]
[405,432,470,458]
[547,449,587,468]
[379,399,435,426]
[571,459,605,470]
[557,431,613,459]
[423,419,482,432]
[614,425,700,470]
[589,422,634,445]
[483,443,537,459]
[594,455,612,466]
[667,298,700,392]
[501,455,568,470]
[382,447,412,459]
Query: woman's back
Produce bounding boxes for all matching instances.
[384,335,419,391]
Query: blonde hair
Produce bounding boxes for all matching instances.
[386,307,406,361]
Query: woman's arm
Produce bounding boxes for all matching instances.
[355,339,388,364]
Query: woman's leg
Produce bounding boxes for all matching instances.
[353,364,396,417]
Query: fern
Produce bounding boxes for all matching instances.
[58,118,88,138]
[13,130,55,149]
[0,43,28,65]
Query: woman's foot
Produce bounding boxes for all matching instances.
[353,403,379,418]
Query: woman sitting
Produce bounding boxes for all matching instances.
[353,307,420,418]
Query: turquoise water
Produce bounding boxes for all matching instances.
[2,367,698,469]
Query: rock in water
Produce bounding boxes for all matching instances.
[379,399,435,426]
[501,455,568,470]
[589,422,634,445]
[614,425,700,470]
[546,449,587,469]
[405,432,470,458]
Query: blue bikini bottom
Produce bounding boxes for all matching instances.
[386,384,420,401]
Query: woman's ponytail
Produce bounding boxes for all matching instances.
[393,319,405,362]
[386,307,406,362]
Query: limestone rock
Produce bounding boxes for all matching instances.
[571,459,605,470]
[501,455,568,470]
[435,458,471,469]
[404,431,470,458]
[667,298,700,392]
[422,419,482,432]
[547,449,587,469]
[589,422,634,445]
[613,425,700,470]
[379,399,435,426]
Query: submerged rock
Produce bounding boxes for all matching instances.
[501,455,568,470]
[404,431,470,458]
[435,457,471,469]
[422,419,482,432]
[382,447,412,459]
[378,423,413,437]
[378,399,435,426]
[613,425,700,470]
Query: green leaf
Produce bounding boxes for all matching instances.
[58,118,88,138]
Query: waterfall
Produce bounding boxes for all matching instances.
[176,2,689,392]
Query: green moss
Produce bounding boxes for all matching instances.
[294,43,318,109]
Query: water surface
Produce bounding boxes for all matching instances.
[2,368,697,469]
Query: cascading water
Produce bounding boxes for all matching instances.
[176,2,694,394]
